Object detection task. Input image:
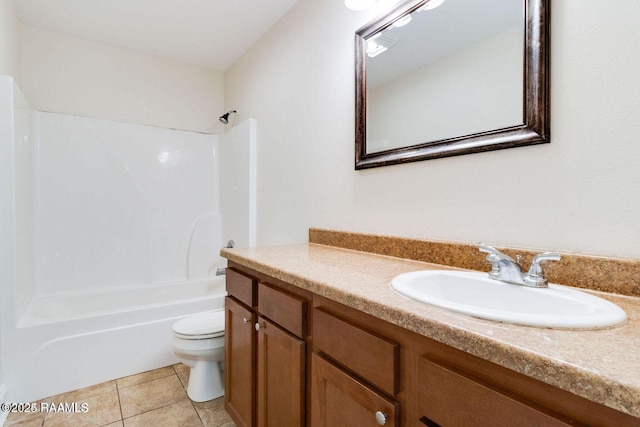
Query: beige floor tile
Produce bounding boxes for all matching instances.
[4,410,46,427]
[39,380,117,405]
[116,366,175,390]
[192,397,232,427]
[123,399,201,427]
[173,363,190,389]
[42,389,121,427]
[118,375,186,418]
[8,366,235,426]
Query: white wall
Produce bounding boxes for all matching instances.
[225,0,640,259]
[21,25,225,133]
[0,0,22,84]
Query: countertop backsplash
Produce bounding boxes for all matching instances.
[309,228,640,298]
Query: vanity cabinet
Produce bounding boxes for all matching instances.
[227,263,640,427]
[311,294,639,427]
[311,353,399,427]
[225,266,311,427]
[416,356,573,427]
[311,308,400,426]
[225,269,257,427]
[256,282,307,427]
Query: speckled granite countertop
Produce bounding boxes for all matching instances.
[221,243,640,418]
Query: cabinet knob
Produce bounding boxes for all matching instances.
[242,317,250,324]
[375,411,387,425]
[255,322,265,331]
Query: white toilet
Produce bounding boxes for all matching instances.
[172,310,226,402]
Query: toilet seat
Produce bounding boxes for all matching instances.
[173,310,225,340]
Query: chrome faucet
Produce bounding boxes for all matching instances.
[523,251,562,287]
[479,244,561,288]
[215,240,236,276]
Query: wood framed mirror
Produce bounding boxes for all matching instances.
[355,0,550,169]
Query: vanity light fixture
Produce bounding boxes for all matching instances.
[344,0,376,11]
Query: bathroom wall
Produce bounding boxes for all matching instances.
[21,25,225,133]
[0,0,22,84]
[224,0,640,259]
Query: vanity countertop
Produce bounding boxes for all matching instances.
[221,243,640,418]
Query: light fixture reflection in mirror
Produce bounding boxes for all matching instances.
[354,0,550,170]
[345,0,377,11]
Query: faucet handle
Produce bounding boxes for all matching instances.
[524,252,561,288]
[478,243,498,255]
[479,243,511,279]
[478,243,515,262]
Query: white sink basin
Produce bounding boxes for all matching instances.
[391,270,627,329]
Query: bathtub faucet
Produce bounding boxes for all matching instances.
[216,240,235,276]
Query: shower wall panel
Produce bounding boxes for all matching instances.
[33,112,219,295]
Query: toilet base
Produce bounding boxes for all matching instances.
[186,360,224,402]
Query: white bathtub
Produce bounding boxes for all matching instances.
[9,277,227,402]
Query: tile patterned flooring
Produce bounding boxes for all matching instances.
[5,364,236,427]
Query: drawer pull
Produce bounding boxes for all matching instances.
[418,415,441,427]
[375,411,387,425]
[242,317,251,324]
[255,322,266,331]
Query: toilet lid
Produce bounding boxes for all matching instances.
[173,310,225,337]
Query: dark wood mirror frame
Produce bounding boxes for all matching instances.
[355,0,550,170]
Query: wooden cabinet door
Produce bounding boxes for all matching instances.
[256,316,305,427]
[310,353,399,427]
[225,297,256,427]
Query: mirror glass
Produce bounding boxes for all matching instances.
[355,0,549,169]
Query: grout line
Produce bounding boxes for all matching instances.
[116,365,177,390]
[115,378,125,426]
[190,398,206,427]
[120,397,196,423]
[172,365,206,426]
[31,368,223,427]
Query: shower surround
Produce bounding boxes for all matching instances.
[0,77,255,403]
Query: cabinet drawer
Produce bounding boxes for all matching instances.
[417,356,574,427]
[226,268,257,308]
[258,282,306,338]
[313,308,398,396]
[311,353,399,427]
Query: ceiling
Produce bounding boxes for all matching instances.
[12,0,299,71]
